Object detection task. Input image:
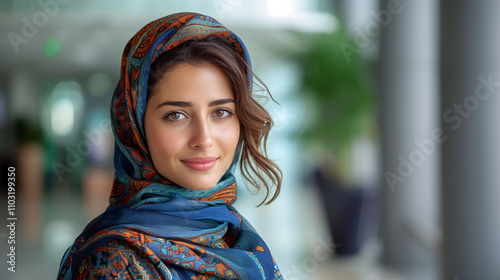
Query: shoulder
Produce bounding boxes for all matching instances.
[72,238,164,280]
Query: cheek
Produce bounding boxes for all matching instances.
[148,123,184,160]
[217,122,240,153]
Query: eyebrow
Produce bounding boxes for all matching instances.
[156,98,235,109]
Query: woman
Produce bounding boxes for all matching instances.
[57,12,284,279]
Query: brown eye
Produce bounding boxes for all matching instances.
[214,110,224,117]
[212,109,232,118]
[163,112,186,121]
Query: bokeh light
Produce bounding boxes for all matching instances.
[43,37,61,58]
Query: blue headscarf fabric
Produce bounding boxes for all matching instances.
[57,12,283,279]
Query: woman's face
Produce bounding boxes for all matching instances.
[144,62,240,190]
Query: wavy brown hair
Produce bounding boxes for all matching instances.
[147,36,282,205]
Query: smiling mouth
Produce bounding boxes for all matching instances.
[181,157,219,171]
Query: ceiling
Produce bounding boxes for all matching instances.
[0,0,336,77]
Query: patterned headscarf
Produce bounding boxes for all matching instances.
[57,12,283,279]
[109,12,252,208]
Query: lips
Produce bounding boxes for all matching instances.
[181,157,219,171]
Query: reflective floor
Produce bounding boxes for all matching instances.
[0,178,411,280]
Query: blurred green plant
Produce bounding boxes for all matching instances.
[295,21,377,186]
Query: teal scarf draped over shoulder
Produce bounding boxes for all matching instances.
[57,12,283,280]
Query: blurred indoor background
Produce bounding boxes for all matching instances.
[1,0,499,279]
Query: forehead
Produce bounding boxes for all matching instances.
[149,63,234,104]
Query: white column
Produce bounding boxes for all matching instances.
[378,0,440,277]
[440,0,500,278]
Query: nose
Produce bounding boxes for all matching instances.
[189,118,213,150]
